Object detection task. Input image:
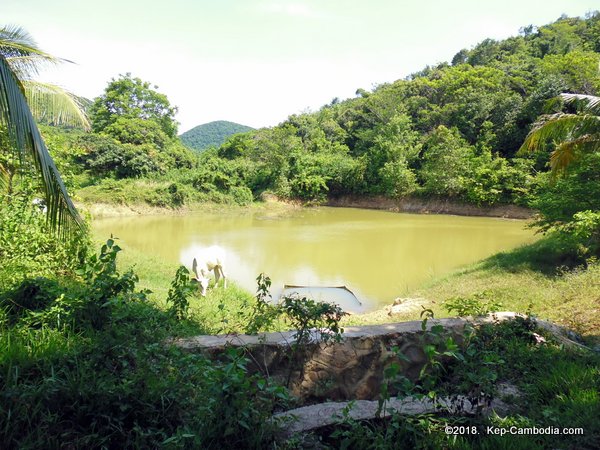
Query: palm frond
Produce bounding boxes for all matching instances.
[560,93,600,115]
[519,113,581,153]
[519,114,600,153]
[23,80,90,130]
[5,55,60,81]
[0,55,82,237]
[550,134,600,173]
[0,25,64,77]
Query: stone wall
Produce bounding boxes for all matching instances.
[175,318,469,401]
[173,313,584,402]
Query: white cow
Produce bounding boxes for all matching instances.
[190,245,227,296]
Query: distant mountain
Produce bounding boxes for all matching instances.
[179,120,254,151]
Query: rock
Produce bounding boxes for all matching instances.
[274,394,510,437]
[386,298,426,316]
[491,382,523,416]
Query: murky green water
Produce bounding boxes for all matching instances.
[92,207,535,312]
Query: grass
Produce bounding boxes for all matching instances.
[345,237,600,345]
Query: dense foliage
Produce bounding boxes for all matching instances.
[62,15,592,212]
[203,13,599,206]
[2,14,600,449]
[0,191,89,290]
[180,120,254,151]
[0,239,289,449]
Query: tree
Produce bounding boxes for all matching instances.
[420,126,476,197]
[90,74,178,139]
[0,54,82,235]
[88,75,196,177]
[519,93,600,173]
[521,93,600,257]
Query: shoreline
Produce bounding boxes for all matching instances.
[79,195,533,220]
[327,195,533,219]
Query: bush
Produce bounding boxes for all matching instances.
[530,152,600,258]
[230,185,254,205]
[0,277,62,325]
[0,193,90,289]
[443,291,503,317]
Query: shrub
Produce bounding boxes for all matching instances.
[0,277,62,325]
[443,291,503,317]
[0,193,90,288]
[166,265,196,320]
[73,237,148,330]
[230,185,254,205]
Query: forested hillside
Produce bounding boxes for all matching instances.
[188,13,599,205]
[41,13,599,218]
[180,120,254,151]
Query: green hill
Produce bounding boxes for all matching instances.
[179,120,254,151]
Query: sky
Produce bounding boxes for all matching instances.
[3,0,599,133]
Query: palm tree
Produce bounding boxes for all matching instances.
[0,26,84,236]
[519,93,600,174]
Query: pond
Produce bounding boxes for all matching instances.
[92,207,535,312]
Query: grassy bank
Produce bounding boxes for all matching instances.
[88,238,262,336]
[347,237,600,344]
[79,192,301,219]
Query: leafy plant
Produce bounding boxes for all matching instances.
[198,347,289,448]
[74,237,147,330]
[443,291,503,317]
[280,294,346,345]
[0,192,90,289]
[166,265,196,320]
[244,273,280,335]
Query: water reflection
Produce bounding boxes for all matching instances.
[93,207,535,312]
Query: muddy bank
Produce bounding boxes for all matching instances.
[77,198,301,220]
[327,195,533,219]
[79,195,532,220]
[76,202,193,219]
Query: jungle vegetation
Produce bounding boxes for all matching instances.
[0,12,599,449]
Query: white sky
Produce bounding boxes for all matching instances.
[3,0,599,133]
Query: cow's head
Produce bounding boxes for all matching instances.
[191,274,210,296]
[191,258,210,296]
